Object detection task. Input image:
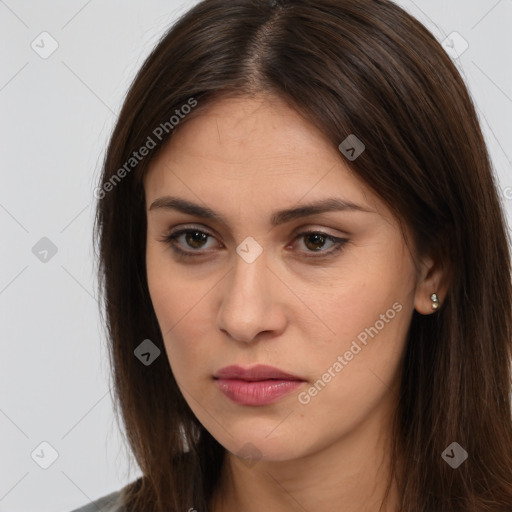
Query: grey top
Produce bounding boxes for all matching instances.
[68,488,125,512]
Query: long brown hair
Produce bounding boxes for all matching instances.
[93,1,512,510]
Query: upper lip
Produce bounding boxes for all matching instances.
[214,364,304,381]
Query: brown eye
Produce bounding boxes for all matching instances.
[182,230,209,249]
[162,228,219,256]
[295,231,348,257]
[303,233,330,251]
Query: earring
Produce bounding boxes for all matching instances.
[430,293,440,310]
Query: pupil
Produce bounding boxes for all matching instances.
[186,231,207,248]
[306,233,325,251]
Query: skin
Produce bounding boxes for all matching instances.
[143,94,447,512]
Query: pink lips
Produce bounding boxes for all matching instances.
[213,365,305,406]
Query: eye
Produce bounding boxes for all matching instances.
[160,226,348,260]
[292,230,348,258]
[162,228,219,253]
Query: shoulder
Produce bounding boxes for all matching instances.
[67,479,139,512]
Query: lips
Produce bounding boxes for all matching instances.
[214,364,304,381]
[213,364,306,406]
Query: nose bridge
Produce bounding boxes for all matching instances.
[217,245,280,342]
[226,247,268,313]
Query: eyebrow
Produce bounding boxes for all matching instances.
[148,196,375,227]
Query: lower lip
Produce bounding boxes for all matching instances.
[215,378,304,406]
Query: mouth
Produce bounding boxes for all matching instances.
[213,364,306,406]
[214,364,304,381]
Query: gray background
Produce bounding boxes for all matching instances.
[0,1,511,511]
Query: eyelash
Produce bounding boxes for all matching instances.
[159,227,349,260]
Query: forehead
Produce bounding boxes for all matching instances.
[149,94,335,172]
[143,94,384,218]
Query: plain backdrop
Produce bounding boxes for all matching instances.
[0,1,511,511]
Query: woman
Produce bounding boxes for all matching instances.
[71,0,512,511]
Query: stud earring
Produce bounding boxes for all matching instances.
[430,293,440,310]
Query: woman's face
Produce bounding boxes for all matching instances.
[144,94,430,462]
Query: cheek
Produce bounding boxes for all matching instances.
[302,264,408,356]
[146,248,209,370]
[311,301,409,391]
[297,305,411,442]
[295,251,414,402]
[146,240,207,328]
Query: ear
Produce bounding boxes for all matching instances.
[413,252,451,315]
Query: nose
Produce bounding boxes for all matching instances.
[216,248,287,344]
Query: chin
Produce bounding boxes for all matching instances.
[212,424,307,464]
